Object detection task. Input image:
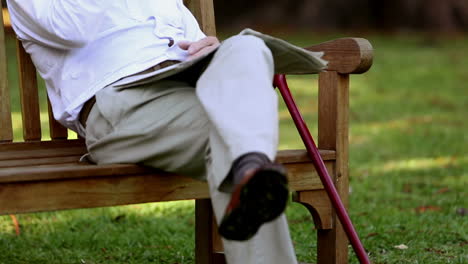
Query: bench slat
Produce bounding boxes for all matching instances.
[0,140,86,161]
[0,3,12,143]
[0,145,86,161]
[0,161,327,215]
[0,173,208,214]
[0,156,81,168]
[0,139,85,151]
[17,40,42,141]
[48,98,68,139]
[0,140,334,161]
[1,8,10,29]
[0,149,335,183]
[0,163,152,182]
[185,0,216,36]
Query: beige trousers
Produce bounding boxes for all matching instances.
[84,35,298,264]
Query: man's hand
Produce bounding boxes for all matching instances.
[178,36,220,60]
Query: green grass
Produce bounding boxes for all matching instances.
[1,33,467,263]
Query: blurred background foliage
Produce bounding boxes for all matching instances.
[2,0,468,33]
[214,0,468,33]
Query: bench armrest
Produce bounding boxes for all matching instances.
[307,38,373,74]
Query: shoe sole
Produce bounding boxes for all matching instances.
[218,166,289,241]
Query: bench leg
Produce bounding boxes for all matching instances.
[197,191,349,264]
[195,199,226,264]
[293,190,348,264]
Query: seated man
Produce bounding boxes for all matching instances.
[7,1,325,263]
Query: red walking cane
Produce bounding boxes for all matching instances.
[274,74,371,264]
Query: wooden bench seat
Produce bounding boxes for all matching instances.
[0,0,373,263]
[0,146,333,214]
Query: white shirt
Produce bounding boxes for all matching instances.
[7,0,206,133]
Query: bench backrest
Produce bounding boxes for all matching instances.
[0,4,10,142]
[0,0,216,143]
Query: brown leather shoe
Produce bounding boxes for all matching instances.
[218,163,289,241]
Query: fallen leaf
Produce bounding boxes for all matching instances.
[366,232,379,238]
[394,244,408,250]
[415,205,441,213]
[425,248,446,255]
[9,215,20,236]
[435,187,450,194]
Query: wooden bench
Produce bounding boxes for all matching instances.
[0,1,373,263]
